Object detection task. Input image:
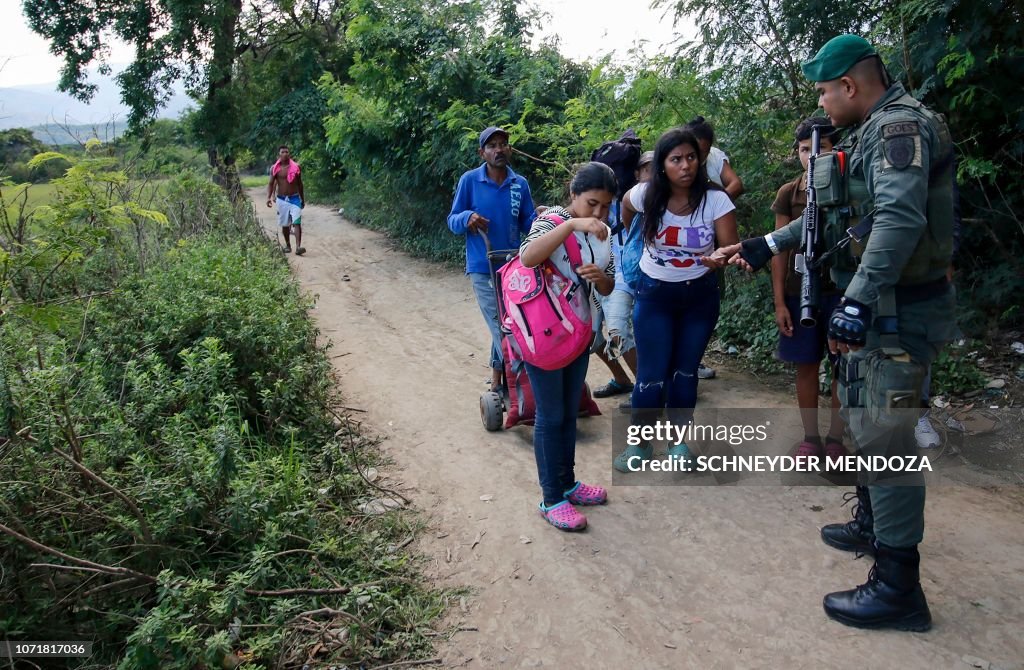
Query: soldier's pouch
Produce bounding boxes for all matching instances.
[812,152,845,207]
[823,209,858,271]
[864,350,925,429]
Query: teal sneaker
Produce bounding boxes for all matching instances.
[667,442,695,471]
[613,442,653,473]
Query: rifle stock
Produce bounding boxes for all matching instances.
[799,127,822,327]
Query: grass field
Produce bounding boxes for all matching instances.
[2,180,178,221]
[241,174,267,188]
[1,182,59,216]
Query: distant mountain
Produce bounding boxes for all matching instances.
[0,67,194,133]
[28,123,128,146]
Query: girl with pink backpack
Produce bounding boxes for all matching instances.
[517,162,617,531]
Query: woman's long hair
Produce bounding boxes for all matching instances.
[642,128,719,243]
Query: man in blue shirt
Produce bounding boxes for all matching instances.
[448,126,537,392]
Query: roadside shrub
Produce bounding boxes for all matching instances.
[159,169,243,239]
[715,272,784,373]
[94,239,328,435]
[930,344,988,397]
[0,236,443,668]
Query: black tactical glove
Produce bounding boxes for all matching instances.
[828,299,871,347]
[739,236,773,271]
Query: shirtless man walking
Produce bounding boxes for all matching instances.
[266,145,306,255]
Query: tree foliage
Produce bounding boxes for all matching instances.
[23,0,1022,334]
[310,0,1018,364]
[315,0,588,260]
[22,0,352,195]
[659,0,1024,334]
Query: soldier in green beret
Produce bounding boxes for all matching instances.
[715,34,956,631]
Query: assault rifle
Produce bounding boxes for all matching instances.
[799,126,822,327]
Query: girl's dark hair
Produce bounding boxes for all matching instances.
[570,161,617,197]
[794,117,839,147]
[685,116,715,147]
[642,128,719,243]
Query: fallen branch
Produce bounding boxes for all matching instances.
[15,426,38,442]
[245,578,384,598]
[30,563,117,576]
[0,522,156,583]
[245,586,355,597]
[50,446,155,545]
[82,577,150,598]
[335,423,411,505]
[288,606,373,641]
[287,607,364,627]
[367,658,443,670]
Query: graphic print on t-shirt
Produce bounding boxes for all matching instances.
[651,221,716,268]
[628,183,734,282]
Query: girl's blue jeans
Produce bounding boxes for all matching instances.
[524,351,589,506]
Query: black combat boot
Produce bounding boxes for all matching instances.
[820,486,876,555]
[823,543,932,631]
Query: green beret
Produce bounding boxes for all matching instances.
[801,34,877,82]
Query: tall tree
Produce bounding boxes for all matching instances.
[660,0,1024,330]
[23,0,349,197]
[656,0,870,103]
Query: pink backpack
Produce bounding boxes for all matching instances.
[497,215,592,371]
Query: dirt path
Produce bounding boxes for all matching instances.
[255,193,1024,670]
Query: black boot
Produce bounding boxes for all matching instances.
[820,486,875,555]
[823,543,932,631]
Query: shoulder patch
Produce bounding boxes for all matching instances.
[883,137,916,170]
[882,121,919,139]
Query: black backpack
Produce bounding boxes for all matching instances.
[590,129,642,202]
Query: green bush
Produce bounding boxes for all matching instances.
[715,272,784,373]
[118,119,207,178]
[95,239,328,434]
[297,142,346,202]
[930,344,988,397]
[1,236,443,668]
[158,169,245,239]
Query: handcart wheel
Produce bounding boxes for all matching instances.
[480,391,504,431]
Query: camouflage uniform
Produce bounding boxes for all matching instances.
[771,81,956,549]
[741,34,957,631]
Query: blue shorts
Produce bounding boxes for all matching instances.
[777,293,841,365]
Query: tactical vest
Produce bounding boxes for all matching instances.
[814,91,956,285]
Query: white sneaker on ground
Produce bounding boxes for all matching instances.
[915,415,941,449]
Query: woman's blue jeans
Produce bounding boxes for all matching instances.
[631,271,720,427]
[524,351,589,506]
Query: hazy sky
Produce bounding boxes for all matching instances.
[0,0,686,89]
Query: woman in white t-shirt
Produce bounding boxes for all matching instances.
[613,128,738,472]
